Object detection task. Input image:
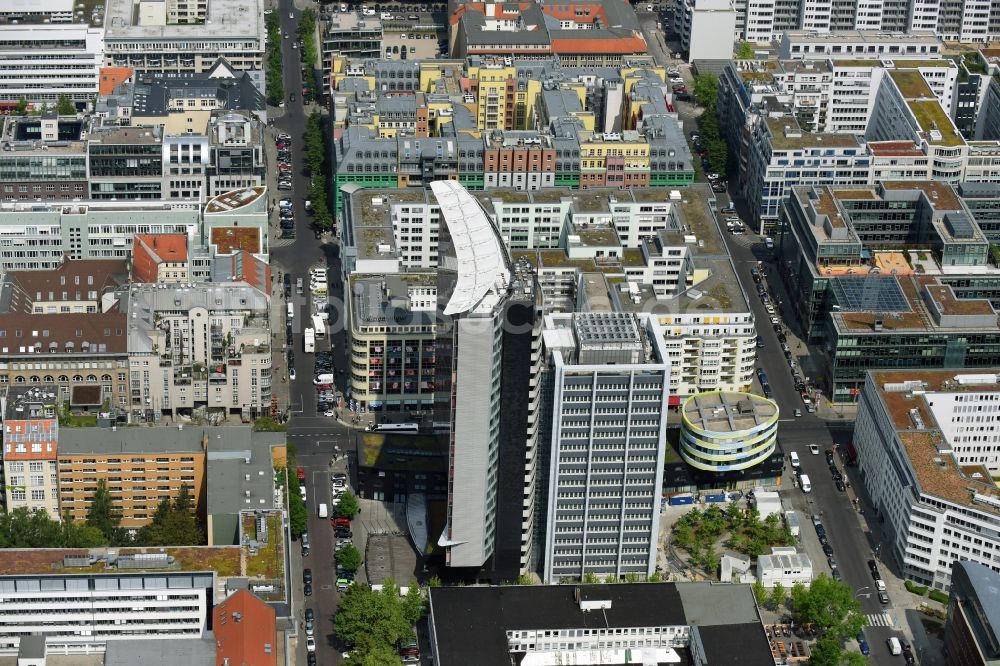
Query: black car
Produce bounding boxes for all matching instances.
[307,653,317,666]
[902,643,915,665]
[828,464,838,475]
[755,335,764,348]
[335,529,353,538]
[822,543,834,557]
[305,608,314,622]
[825,450,835,464]
[303,568,312,584]
[280,220,295,229]
[818,534,829,546]
[869,560,881,580]
[303,582,312,596]
[835,480,846,492]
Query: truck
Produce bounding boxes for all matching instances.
[304,327,315,353]
[318,503,328,519]
[311,314,327,340]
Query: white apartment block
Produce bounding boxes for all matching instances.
[0,566,214,654]
[103,0,266,74]
[126,283,272,420]
[777,30,943,59]
[673,0,738,61]
[855,370,1000,592]
[0,25,103,107]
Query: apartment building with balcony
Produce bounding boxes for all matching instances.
[1,386,60,519]
[346,273,438,412]
[123,283,271,422]
[57,428,207,529]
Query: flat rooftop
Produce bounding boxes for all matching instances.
[682,391,778,433]
[205,186,266,214]
[103,0,265,40]
[766,117,863,151]
[868,368,1000,516]
[0,546,240,577]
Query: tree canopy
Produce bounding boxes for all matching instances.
[334,580,416,650]
[791,575,865,641]
[337,543,362,573]
[136,485,204,546]
[336,490,359,519]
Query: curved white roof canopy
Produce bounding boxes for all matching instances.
[430,180,511,315]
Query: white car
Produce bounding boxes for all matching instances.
[705,172,720,180]
[307,637,316,652]
[809,444,819,454]
[289,368,296,380]
[765,304,775,314]
[324,409,336,417]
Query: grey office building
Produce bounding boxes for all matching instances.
[542,312,670,583]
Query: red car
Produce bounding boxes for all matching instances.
[331,517,351,528]
[297,467,305,480]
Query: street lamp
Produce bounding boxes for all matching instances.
[855,586,871,599]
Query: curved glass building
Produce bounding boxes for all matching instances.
[680,391,779,472]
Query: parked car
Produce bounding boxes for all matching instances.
[857,632,870,656]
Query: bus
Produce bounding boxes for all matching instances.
[311,314,326,340]
[367,423,419,433]
[304,328,315,353]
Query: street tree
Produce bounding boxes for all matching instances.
[337,490,359,518]
[402,582,425,625]
[334,580,414,649]
[790,575,864,641]
[770,582,786,611]
[692,74,719,110]
[14,98,27,116]
[341,636,403,666]
[337,543,362,573]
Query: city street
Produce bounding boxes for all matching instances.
[719,218,928,662]
[268,1,357,664]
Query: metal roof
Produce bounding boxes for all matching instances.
[431,180,510,316]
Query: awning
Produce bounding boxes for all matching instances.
[668,395,682,406]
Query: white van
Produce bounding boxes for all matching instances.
[790,451,800,468]
[887,637,902,656]
[318,503,328,518]
[799,474,812,493]
[287,302,294,320]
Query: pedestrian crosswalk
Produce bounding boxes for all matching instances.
[271,236,296,248]
[865,612,894,628]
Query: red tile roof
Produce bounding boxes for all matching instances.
[99,67,133,96]
[213,589,277,666]
[550,35,647,54]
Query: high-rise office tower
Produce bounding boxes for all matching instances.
[430,180,513,570]
[541,312,671,583]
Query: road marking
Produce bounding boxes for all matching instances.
[865,612,894,628]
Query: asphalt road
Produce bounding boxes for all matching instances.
[719,218,912,662]
[270,2,359,664]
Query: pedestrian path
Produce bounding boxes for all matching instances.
[866,612,894,628]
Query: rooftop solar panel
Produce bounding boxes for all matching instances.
[829,275,912,313]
